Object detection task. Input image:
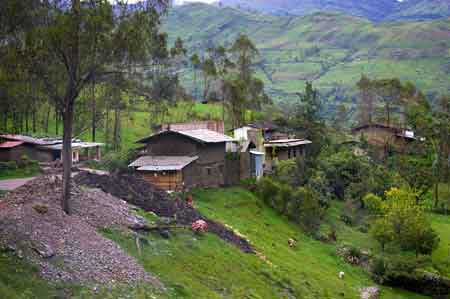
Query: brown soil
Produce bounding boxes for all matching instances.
[74,172,254,253]
[0,175,162,288]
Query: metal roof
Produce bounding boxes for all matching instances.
[0,141,24,149]
[39,142,104,151]
[0,134,60,145]
[129,155,199,171]
[138,129,235,144]
[264,139,312,148]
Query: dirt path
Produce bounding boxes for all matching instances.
[0,177,36,191]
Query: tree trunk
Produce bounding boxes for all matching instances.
[55,108,59,136]
[91,81,96,142]
[113,108,121,150]
[62,102,74,214]
[32,106,36,133]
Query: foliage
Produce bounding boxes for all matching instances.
[370,188,440,257]
[0,158,40,179]
[102,149,139,174]
[363,193,383,214]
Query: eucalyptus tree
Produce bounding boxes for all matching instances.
[1,0,169,214]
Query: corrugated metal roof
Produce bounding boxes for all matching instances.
[0,141,24,149]
[138,129,235,144]
[176,129,235,143]
[129,155,198,171]
[264,139,312,148]
[39,142,104,151]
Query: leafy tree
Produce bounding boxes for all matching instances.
[190,53,201,100]
[1,0,169,214]
[370,188,440,256]
[229,34,258,82]
[200,58,217,101]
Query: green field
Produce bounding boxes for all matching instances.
[1,186,448,298]
[104,187,438,299]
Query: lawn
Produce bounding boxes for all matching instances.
[105,187,430,299]
[0,250,76,299]
[0,164,40,180]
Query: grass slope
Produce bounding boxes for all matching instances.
[164,4,450,104]
[105,187,430,298]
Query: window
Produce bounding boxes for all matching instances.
[293,148,297,158]
[206,168,212,175]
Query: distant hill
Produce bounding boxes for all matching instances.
[164,3,450,108]
[216,0,450,21]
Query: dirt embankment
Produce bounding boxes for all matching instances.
[0,175,162,288]
[74,172,254,253]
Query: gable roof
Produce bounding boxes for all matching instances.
[129,155,199,171]
[137,129,235,144]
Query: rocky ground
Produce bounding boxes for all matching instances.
[0,174,162,289]
[75,172,254,253]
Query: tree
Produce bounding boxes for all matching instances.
[2,0,169,214]
[190,53,201,100]
[357,74,375,125]
[370,217,394,252]
[229,34,258,82]
[370,188,440,256]
[200,58,217,101]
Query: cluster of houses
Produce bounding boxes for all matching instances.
[0,134,103,164]
[0,120,418,192]
[128,121,312,191]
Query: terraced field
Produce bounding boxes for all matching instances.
[164,4,450,107]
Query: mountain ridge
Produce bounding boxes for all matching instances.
[164,3,450,105]
[213,0,450,21]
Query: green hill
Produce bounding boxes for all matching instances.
[164,4,450,106]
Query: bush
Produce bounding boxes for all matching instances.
[0,161,18,171]
[363,193,383,214]
[240,177,258,192]
[257,177,281,207]
[103,149,138,173]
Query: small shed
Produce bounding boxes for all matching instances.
[129,156,198,191]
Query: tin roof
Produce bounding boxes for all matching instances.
[264,139,312,148]
[0,141,24,149]
[129,155,199,171]
[138,129,235,144]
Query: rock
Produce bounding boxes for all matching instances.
[360,287,380,299]
[33,243,55,259]
[159,229,170,239]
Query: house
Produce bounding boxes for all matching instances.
[232,126,265,179]
[351,124,418,153]
[0,134,103,163]
[130,129,236,191]
[264,138,312,172]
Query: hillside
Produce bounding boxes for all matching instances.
[217,0,450,21]
[164,4,450,107]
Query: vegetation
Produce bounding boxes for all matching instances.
[102,188,430,299]
[0,158,40,180]
[163,4,450,107]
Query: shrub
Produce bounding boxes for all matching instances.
[0,161,18,171]
[240,177,258,192]
[297,187,324,235]
[103,149,138,173]
[257,177,281,207]
[363,193,383,214]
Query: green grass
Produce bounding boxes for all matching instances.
[0,250,77,298]
[104,187,430,299]
[163,4,450,106]
[0,165,40,180]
